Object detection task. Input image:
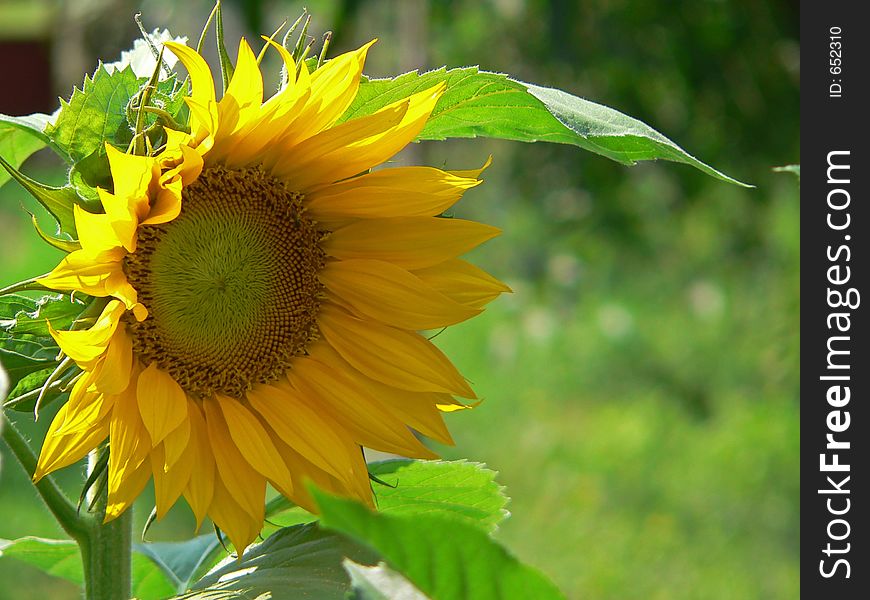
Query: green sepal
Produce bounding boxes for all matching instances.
[78,444,110,513]
[26,210,80,253]
[215,0,235,92]
[0,153,81,237]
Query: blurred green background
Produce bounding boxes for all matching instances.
[0,0,799,598]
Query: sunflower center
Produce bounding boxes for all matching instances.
[124,165,325,399]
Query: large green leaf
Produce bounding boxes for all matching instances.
[345,560,430,600]
[341,68,747,186]
[0,537,176,600]
[368,459,509,532]
[134,534,224,594]
[45,65,141,164]
[0,538,81,585]
[266,459,509,533]
[0,294,87,405]
[0,336,59,394]
[0,293,89,336]
[316,490,565,600]
[0,114,50,189]
[180,523,378,600]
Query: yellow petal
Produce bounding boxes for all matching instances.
[105,457,151,521]
[323,217,500,269]
[106,376,151,518]
[211,38,311,167]
[288,354,438,459]
[91,325,134,395]
[246,383,365,486]
[151,441,194,520]
[305,165,482,222]
[52,378,114,437]
[144,139,205,226]
[34,404,109,481]
[38,250,143,317]
[278,83,445,191]
[284,40,375,144]
[317,303,475,398]
[202,398,266,523]
[413,258,511,308]
[268,100,408,178]
[208,474,261,555]
[136,363,188,446]
[215,395,294,497]
[183,97,219,146]
[164,42,218,139]
[312,344,454,446]
[270,434,373,512]
[320,259,480,330]
[162,404,191,469]
[105,144,158,200]
[216,38,263,139]
[184,402,215,528]
[74,204,125,254]
[448,155,493,179]
[49,300,125,367]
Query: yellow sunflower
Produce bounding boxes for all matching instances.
[32,37,508,553]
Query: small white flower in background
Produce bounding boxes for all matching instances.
[104,28,188,79]
[597,304,634,339]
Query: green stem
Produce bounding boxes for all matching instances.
[1,418,133,599]
[80,483,132,600]
[0,276,50,297]
[0,417,89,542]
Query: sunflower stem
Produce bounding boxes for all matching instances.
[80,452,133,600]
[0,416,89,542]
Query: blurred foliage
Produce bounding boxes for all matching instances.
[1,0,798,599]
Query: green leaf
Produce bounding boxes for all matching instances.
[1,293,89,336]
[181,523,378,600]
[0,340,59,393]
[0,537,176,600]
[315,490,565,600]
[0,538,82,585]
[0,113,51,189]
[0,294,87,399]
[341,68,748,186]
[45,65,142,164]
[134,534,224,594]
[345,560,430,600]
[69,148,111,204]
[266,460,509,534]
[2,367,70,413]
[368,459,509,532]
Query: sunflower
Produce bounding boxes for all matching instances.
[31,37,508,553]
